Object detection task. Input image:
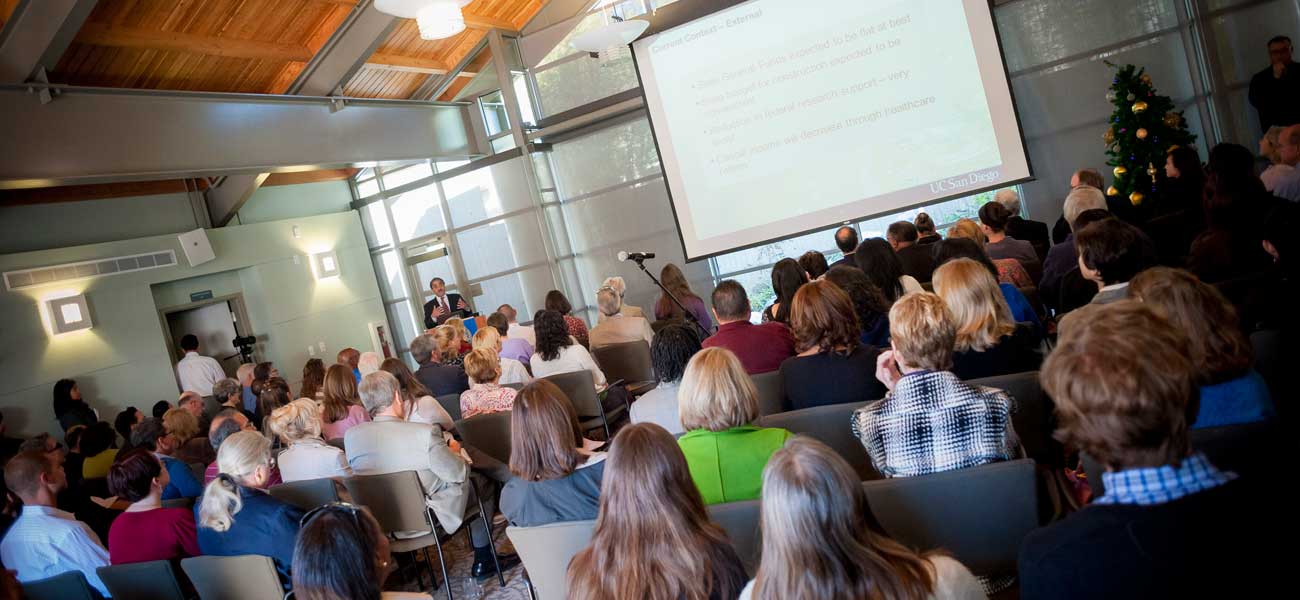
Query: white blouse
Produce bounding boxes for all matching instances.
[277,439,352,482]
[499,357,532,386]
[406,395,455,431]
[530,344,607,388]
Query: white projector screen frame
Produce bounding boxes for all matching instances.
[631,0,1034,262]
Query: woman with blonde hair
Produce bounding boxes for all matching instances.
[568,422,748,600]
[163,407,214,466]
[378,357,453,430]
[432,324,464,366]
[947,218,1034,288]
[472,326,531,385]
[267,399,351,482]
[653,263,715,333]
[459,348,519,419]
[320,364,370,440]
[742,437,985,600]
[932,258,1041,379]
[196,430,303,587]
[678,347,791,504]
[444,318,473,355]
[779,279,887,410]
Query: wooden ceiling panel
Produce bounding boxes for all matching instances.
[0,0,20,30]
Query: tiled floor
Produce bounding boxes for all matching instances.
[386,517,532,599]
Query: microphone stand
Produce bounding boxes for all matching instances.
[632,257,712,340]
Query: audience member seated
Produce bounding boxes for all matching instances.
[931,238,1042,329]
[79,421,119,480]
[255,377,291,433]
[997,188,1050,261]
[1019,302,1269,599]
[237,363,258,414]
[299,358,326,400]
[213,377,256,423]
[1075,216,1152,304]
[62,425,87,492]
[948,218,1034,288]
[1042,186,1110,313]
[653,263,716,333]
[1053,169,1105,244]
[799,250,830,280]
[1259,126,1295,192]
[291,503,430,600]
[762,258,807,324]
[53,378,97,432]
[486,311,534,367]
[164,407,215,466]
[202,408,258,484]
[459,348,519,419]
[472,326,531,386]
[1129,268,1275,428]
[530,310,609,388]
[568,423,748,600]
[130,417,205,500]
[321,363,371,440]
[0,450,110,596]
[887,221,938,283]
[499,303,536,347]
[411,332,469,397]
[855,238,923,302]
[831,225,861,269]
[1189,150,1278,283]
[1242,202,1300,333]
[598,276,644,322]
[358,351,382,377]
[589,286,655,349]
[780,280,887,409]
[1271,124,1300,201]
[347,372,516,578]
[852,292,1018,478]
[980,200,1042,281]
[703,280,796,374]
[152,400,172,419]
[444,318,473,356]
[631,323,702,434]
[432,324,466,367]
[678,348,792,504]
[934,258,1043,379]
[914,212,942,246]
[198,430,303,587]
[379,357,454,431]
[337,349,361,383]
[114,406,144,451]
[500,380,607,527]
[268,399,352,482]
[546,289,592,348]
[1146,146,1207,267]
[106,447,201,565]
[823,265,893,347]
[738,437,985,600]
[178,391,207,426]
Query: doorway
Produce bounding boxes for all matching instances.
[158,295,253,383]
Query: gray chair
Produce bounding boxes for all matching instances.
[707,499,762,576]
[750,370,786,417]
[502,382,524,391]
[758,400,878,480]
[863,458,1038,578]
[269,476,342,511]
[188,462,205,482]
[591,341,656,395]
[326,437,346,451]
[456,410,512,465]
[542,370,627,440]
[21,571,102,600]
[97,559,187,600]
[967,370,1061,467]
[180,555,283,600]
[436,393,463,422]
[161,497,193,509]
[507,520,597,600]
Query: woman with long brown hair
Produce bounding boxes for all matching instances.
[545,289,591,348]
[779,279,886,410]
[742,437,984,600]
[378,357,453,431]
[567,422,747,600]
[320,364,370,440]
[763,258,808,324]
[299,358,326,400]
[653,263,715,333]
[500,380,606,527]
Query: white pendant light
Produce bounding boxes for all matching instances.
[570,18,649,55]
[375,0,431,18]
[417,0,466,40]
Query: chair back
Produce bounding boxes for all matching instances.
[436,393,462,422]
[591,341,655,385]
[20,571,102,600]
[161,497,193,510]
[750,370,786,416]
[502,382,524,391]
[541,370,600,417]
[269,477,342,511]
[97,560,187,600]
[456,410,513,465]
[758,401,878,480]
[1251,329,1281,399]
[707,499,762,576]
[325,437,346,451]
[863,458,1038,577]
[967,371,1060,467]
[343,470,434,534]
[180,555,283,600]
[507,520,596,600]
[188,462,205,482]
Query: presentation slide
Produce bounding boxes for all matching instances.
[633,0,1032,260]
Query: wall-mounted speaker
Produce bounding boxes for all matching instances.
[178,228,215,267]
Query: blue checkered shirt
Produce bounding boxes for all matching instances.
[1095,452,1236,506]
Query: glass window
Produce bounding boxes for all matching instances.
[713,227,841,275]
[480,90,510,137]
[512,71,537,126]
[357,178,381,198]
[455,213,548,279]
[491,136,517,153]
[372,250,407,300]
[412,253,456,299]
[436,160,471,173]
[362,201,393,248]
[382,162,434,190]
[389,183,446,242]
[533,51,639,116]
[994,0,1178,73]
[386,300,420,354]
[442,158,536,228]
[467,265,555,322]
[547,118,662,197]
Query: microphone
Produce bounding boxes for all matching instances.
[617,251,656,262]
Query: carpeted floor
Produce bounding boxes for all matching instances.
[385,516,532,599]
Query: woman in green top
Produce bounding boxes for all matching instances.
[677,347,792,504]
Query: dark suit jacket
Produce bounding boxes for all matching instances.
[1005,216,1050,262]
[896,244,936,283]
[830,254,857,270]
[415,361,469,397]
[422,293,473,329]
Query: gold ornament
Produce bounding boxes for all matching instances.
[1146,163,1158,177]
[1113,166,1128,178]
[1103,127,1116,144]
[1106,186,1120,197]
[1167,144,1180,153]
[1140,73,1153,85]
[1136,128,1149,140]
[1132,101,1149,114]
[1129,191,1144,205]
[1163,113,1181,128]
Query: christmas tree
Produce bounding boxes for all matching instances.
[1102,63,1197,209]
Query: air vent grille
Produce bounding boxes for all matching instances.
[4,250,177,291]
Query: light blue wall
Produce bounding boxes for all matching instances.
[235,180,354,225]
[0,193,201,255]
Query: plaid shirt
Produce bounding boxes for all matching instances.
[851,370,1018,478]
[1094,452,1236,506]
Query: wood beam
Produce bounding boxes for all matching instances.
[76,22,314,62]
[367,52,479,77]
[464,13,520,32]
[263,168,359,186]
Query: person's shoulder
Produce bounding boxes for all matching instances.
[1021,505,1131,567]
[926,555,981,596]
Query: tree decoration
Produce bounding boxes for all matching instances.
[1132,101,1149,114]
[1107,186,1120,196]
[1114,166,1128,178]
[1146,163,1158,177]
[1103,63,1197,210]
[1136,128,1148,139]
[1130,191,1144,205]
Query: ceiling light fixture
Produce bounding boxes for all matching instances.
[376,0,473,41]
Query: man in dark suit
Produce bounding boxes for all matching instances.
[421,277,474,329]
[886,221,935,283]
[829,226,860,269]
[409,333,468,397]
[997,189,1050,261]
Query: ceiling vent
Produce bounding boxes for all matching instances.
[4,250,177,291]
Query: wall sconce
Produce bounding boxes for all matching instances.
[313,251,340,279]
[46,294,93,334]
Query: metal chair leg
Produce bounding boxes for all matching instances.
[432,532,454,600]
[473,483,505,587]
[596,392,612,440]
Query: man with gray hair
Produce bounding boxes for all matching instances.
[598,276,644,323]
[1270,123,1300,201]
[1042,186,1112,314]
[345,371,518,578]
[997,188,1050,261]
[588,286,654,350]
[410,333,468,397]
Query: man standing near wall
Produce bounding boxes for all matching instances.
[176,334,225,404]
[1250,36,1300,133]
